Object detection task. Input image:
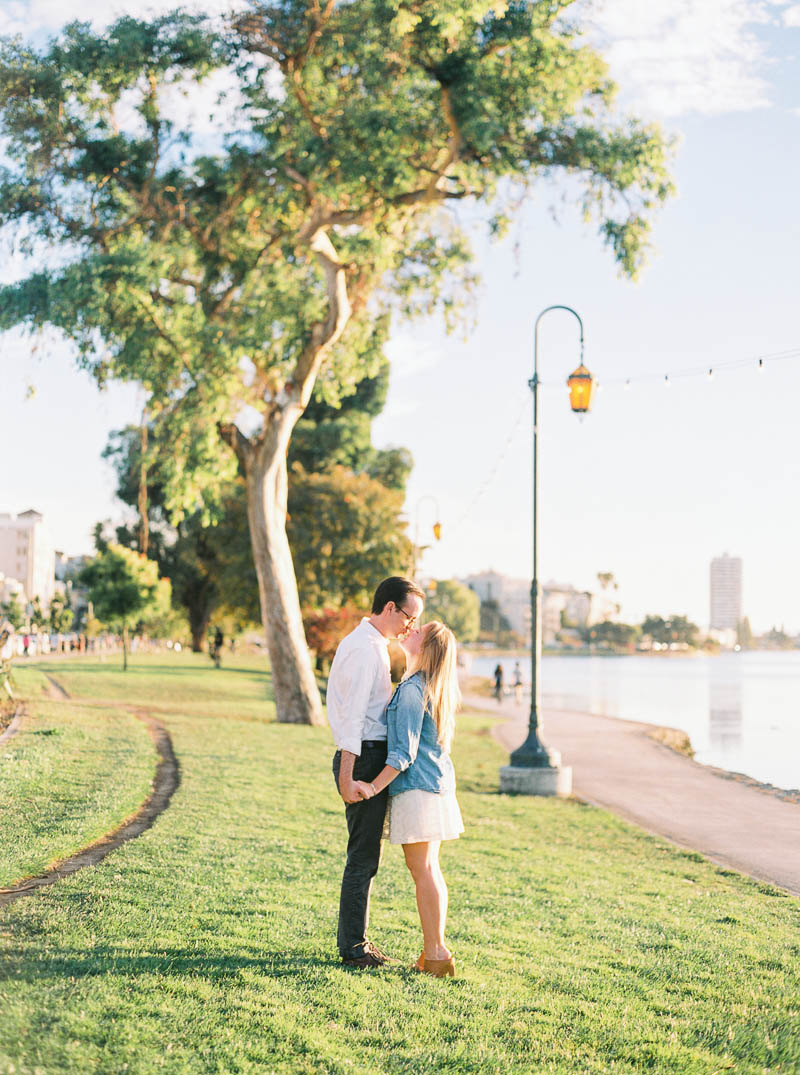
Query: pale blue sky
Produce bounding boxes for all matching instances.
[3,1,800,632]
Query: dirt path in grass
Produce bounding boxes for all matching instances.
[0,707,25,744]
[465,691,800,899]
[44,673,70,700]
[0,677,180,907]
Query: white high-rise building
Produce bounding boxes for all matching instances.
[710,553,742,632]
[0,510,56,606]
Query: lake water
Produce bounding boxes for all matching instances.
[467,651,800,792]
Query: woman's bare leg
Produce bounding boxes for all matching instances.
[403,840,450,960]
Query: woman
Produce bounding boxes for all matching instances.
[355,621,463,978]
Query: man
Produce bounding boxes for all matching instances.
[328,576,425,968]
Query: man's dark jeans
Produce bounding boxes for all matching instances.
[332,742,389,960]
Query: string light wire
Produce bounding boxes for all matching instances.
[437,343,799,536]
[449,395,530,532]
[562,344,800,391]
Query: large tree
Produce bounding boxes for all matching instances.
[104,358,412,648]
[0,2,672,723]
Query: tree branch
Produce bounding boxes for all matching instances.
[297,0,336,67]
[289,226,351,408]
[428,85,461,193]
[218,421,254,470]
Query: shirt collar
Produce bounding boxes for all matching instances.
[360,617,390,646]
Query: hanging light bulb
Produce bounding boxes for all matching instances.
[664,374,670,388]
[624,379,631,390]
[758,358,765,373]
[707,368,714,381]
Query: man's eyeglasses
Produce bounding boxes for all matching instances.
[395,604,418,627]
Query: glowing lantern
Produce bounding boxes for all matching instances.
[433,521,442,541]
[566,363,595,413]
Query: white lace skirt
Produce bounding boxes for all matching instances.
[388,789,464,845]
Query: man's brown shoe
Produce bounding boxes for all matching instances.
[341,941,397,968]
[341,950,385,969]
[363,941,398,965]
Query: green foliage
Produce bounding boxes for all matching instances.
[0,4,673,717]
[290,356,412,491]
[287,464,413,610]
[0,595,24,631]
[423,579,480,642]
[761,626,795,650]
[29,596,47,631]
[478,596,513,643]
[596,571,617,591]
[737,617,754,649]
[0,2,672,520]
[104,348,413,637]
[78,543,171,668]
[48,592,73,633]
[584,620,639,649]
[641,614,699,647]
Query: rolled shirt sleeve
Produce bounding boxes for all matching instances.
[385,680,425,772]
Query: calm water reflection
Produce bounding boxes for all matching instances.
[468,652,800,791]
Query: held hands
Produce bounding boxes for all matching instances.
[340,778,377,804]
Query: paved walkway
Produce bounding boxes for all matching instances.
[464,691,800,899]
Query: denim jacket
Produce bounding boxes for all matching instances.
[385,671,456,796]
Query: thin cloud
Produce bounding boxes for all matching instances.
[2,0,790,122]
[581,0,788,117]
[0,0,239,36]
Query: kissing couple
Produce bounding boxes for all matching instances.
[327,576,463,978]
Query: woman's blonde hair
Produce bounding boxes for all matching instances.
[415,621,461,752]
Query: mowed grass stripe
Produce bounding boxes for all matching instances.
[0,654,798,1074]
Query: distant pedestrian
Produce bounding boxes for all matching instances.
[493,662,504,702]
[512,661,523,705]
[23,634,30,657]
[210,627,223,668]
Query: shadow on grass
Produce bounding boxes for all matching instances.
[35,662,272,681]
[0,945,344,983]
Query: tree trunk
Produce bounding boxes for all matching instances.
[221,225,351,725]
[122,624,129,672]
[138,421,149,557]
[190,622,208,653]
[243,418,324,726]
[187,591,213,653]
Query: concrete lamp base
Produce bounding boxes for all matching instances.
[499,760,573,797]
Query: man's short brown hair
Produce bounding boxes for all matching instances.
[371,576,425,615]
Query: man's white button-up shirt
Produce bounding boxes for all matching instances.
[327,618,393,755]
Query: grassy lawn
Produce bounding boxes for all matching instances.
[1,665,155,887]
[0,653,798,1074]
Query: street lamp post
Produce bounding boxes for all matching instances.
[500,305,595,796]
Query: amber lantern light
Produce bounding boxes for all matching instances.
[567,363,595,414]
[432,521,442,541]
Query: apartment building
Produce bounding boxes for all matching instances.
[0,510,56,605]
